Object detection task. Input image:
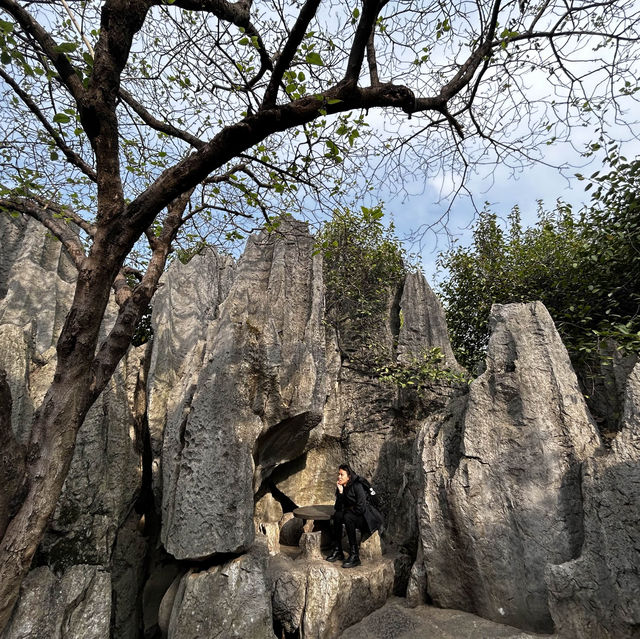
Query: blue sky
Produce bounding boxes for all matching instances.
[386,134,640,287]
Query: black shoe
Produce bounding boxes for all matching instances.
[342,546,361,568]
[325,547,345,562]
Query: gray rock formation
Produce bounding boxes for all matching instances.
[111,512,149,639]
[545,362,640,638]
[325,270,462,556]
[0,324,32,443]
[397,272,460,369]
[255,492,284,523]
[166,551,275,639]
[270,557,307,634]
[160,219,328,559]
[0,214,144,638]
[270,553,395,638]
[35,346,142,569]
[413,302,602,633]
[341,598,555,639]
[0,214,77,355]
[11,213,638,639]
[146,248,235,506]
[1,565,111,639]
[271,440,344,506]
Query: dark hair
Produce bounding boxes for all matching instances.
[338,464,353,478]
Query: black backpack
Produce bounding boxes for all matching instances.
[357,476,383,510]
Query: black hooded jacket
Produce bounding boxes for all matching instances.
[334,474,384,534]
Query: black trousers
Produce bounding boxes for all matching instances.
[332,509,367,548]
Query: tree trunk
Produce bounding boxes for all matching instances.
[0,222,173,632]
[0,366,92,630]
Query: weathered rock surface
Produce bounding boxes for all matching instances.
[10,215,639,639]
[545,362,640,638]
[270,556,308,634]
[0,212,26,299]
[414,302,602,633]
[278,512,304,546]
[328,270,462,556]
[146,248,235,505]
[271,440,344,507]
[397,272,460,369]
[111,512,149,639]
[166,551,275,639]
[161,219,328,559]
[341,598,555,639]
[255,492,284,523]
[0,215,76,355]
[1,214,145,638]
[0,324,32,443]
[270,553,395,638]
[1,565,111,639]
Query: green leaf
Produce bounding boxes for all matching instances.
[53,113,71,123]
[55,42,79,53]
[305,52,324,66]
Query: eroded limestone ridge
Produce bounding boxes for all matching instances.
[0,214,638,638]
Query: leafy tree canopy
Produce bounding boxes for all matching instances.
[437,150,640,413]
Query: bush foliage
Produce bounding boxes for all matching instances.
[437,151,640,393]
[317,205,408,357]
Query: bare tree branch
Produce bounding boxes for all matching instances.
[366,27,380,86]
[342,0,385,88]
[119,88,206,149]
[0,69,97,181]
[0,0,86,101]
[261,0,321,109]
[0,198,87,268]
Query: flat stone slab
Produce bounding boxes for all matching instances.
[293,505,335,521]
[340,598,556,639]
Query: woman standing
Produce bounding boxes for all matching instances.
[325,464,384,568]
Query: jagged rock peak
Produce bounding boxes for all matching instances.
[160,219,328,560]
[397,271,461,369]
[412,301,601,633]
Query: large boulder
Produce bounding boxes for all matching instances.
[546,362,640,638]
[341,598,555,639]
[412,302,601,632]
[160,219,329,559]
[165,551,275,639]
[270,553,395,638]
[1,565,111,639]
